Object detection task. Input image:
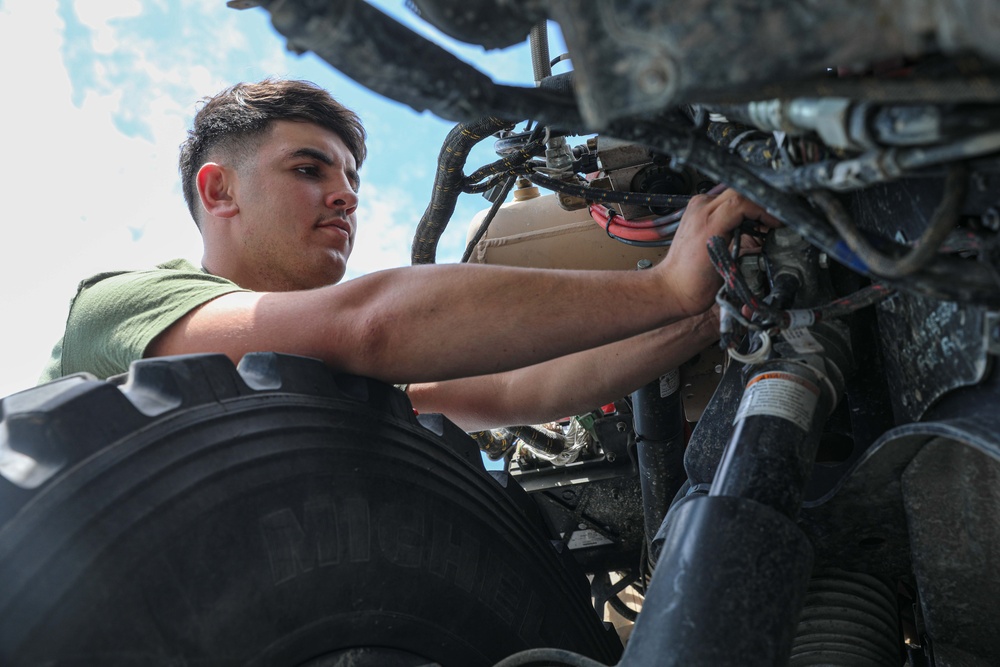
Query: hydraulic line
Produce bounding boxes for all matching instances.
[412,116,513,264]
[808,164,967,278]
[528,21,551,85]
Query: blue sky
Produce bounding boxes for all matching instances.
[0,0,564,397]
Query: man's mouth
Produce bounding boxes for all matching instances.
[316,218,352,240]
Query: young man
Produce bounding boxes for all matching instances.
[40,79,775,432]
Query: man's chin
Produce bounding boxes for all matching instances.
[319,256,348,287]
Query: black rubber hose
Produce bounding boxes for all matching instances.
[412,116,514,264]
[462,175,517,263]
[808,164,968,278]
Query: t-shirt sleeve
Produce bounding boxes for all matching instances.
[58,268,247,380]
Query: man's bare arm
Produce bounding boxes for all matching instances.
[148,190,774,385]
[405,310,720,432]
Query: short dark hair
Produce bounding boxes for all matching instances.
[178,78,367,226]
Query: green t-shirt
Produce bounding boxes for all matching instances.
[39,259,248,383]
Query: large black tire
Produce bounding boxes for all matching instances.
[0,353,621,666]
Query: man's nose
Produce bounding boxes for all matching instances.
[326,177,358,214]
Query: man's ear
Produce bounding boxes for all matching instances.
[196,163,239,219]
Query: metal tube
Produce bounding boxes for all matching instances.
[631,370,686,550]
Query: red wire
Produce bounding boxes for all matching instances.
[589,204,678,241]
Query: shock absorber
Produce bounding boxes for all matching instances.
[619,228,855,666]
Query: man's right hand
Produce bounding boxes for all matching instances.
[654,188,780,316]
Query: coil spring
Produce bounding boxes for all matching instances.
[789,568,902,666]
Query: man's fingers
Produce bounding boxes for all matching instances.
[699,189,782,235]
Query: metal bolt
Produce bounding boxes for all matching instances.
[606,452,617,463]
[636,259,653,270]
[578,523,587,530]
[616,421,627,433]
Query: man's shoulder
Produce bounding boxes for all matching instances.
[155,258,201,272]
[78,259,233,291]
[49,259,246,383]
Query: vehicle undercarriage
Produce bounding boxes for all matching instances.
[2,1,999,665]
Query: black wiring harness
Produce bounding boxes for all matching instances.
[707,229,898,357]
[412,86,999,308]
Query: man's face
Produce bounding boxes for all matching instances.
[227,120,361,291]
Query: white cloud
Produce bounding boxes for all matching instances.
[0,1,203,397]
[347,183,418,277]
[0,0,536,398]
[73,0,143,54]
[73,0,143,25]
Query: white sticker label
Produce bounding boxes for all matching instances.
[733,371,820,432]
[567,529,614,550]
[785,310,816,328]
[782,327,824,354]
[659,369,681,397]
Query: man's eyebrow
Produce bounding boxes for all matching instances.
[286,147,361,189]
[287,147,334,166]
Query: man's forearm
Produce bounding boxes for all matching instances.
[407,310,720,432]
[151,261,687,385]
[298,262,687,383]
